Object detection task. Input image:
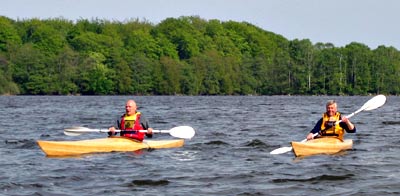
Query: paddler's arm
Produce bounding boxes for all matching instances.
[140,115,153,138]
[145,128,153,138]
[339,116,356,133]
[307,118,323,140]
[108,118,120,136]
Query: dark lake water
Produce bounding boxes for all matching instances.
[0,95,399,195]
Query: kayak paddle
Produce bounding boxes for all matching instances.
[336,94,386,123]
[64,126,196,139]
[270,94,387,155]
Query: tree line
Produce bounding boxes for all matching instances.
[0,15,399,95]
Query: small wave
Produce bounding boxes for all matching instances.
[272,174,354,183]
[237,192,264,196]
[4,139,37,149]
[205,140,229,146]
[210,132,228,137]
[188,141,230,151]
[1,182,47,194]
[244,139,267,147]
[382,121,400,125]
[130,179,169,186]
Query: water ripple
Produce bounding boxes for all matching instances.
[0,95,398,195]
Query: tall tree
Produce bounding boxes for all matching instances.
[0,16,22,52]
[344,42,372,95]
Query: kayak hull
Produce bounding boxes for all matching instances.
[37,137,184,156]
[291,137,352,157]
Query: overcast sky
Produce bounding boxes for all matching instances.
[1,0,399,49]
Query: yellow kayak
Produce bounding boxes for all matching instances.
[37,137,184,156]
[291,137,353,157]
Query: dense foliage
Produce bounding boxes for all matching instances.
[0,15,399,95]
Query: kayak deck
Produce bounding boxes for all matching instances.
[291,137,352,157]
[37,137,184,156]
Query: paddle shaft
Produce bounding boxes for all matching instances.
[335,97,380,124]
[64,125,196,139]
[339,94,386,123]
[64,128,167,135]
[105,129,167,133]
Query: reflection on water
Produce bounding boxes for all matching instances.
[170,150,199,161]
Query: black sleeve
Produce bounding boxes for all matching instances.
[339,122,356,133]
[310,118,323,134]
[339,114,356,133]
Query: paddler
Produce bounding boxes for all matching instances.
[108,99,153,141]
[307,100,356,140]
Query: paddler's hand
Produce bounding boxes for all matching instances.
[108,127,116,135]
[306,133,315,140]
[341,116,355,130]
[147,128,153,134]
[341,116,350,123]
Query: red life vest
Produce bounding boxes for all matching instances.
[119,112,145,141]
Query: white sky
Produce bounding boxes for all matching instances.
[1,0,399,49]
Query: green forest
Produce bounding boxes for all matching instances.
[0,15,399,95]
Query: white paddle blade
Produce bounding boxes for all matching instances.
[270,147,293,155]
[362,94,386,111]
[169,126,195,139]
[63,130,84,136]
[63,127,102,136]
